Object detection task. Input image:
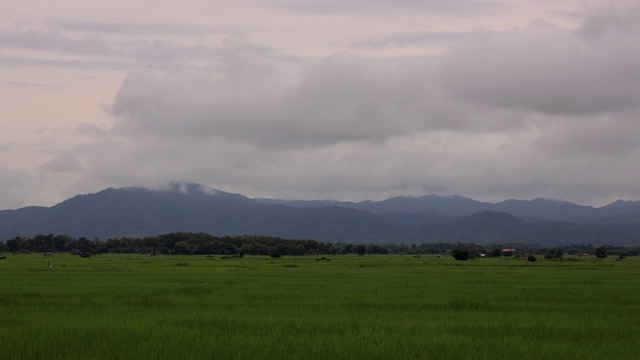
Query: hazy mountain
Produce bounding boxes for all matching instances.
[351,195,491,215]
[596,200,640,219]
[491,198,597,223]
[0,184,259,239]
[0,183,398,241]
[2,183,640,245]
[401,211,639,245]
[236,204,399,241]
[260,195,640,224]
[254,193,640,245]
[256,195,490,215]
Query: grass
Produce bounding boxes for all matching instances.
[1,254,639,359]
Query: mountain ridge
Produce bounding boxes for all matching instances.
[2,183,640,245]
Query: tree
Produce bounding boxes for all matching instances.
[268,247,281,258]
[253,243,269,255]
[368,244,387,254]
[464,244,479,259]
[76,244,93,255]
[527,255,537,262]
[544,248,563,260]
[171,241,191,255]
[452,249,470,261]
[595,246,608,259]
[554,248,564,259]
[5,238,20,252]
[18,238,32,252]
[355,244,366,256]
[489,248,502,257]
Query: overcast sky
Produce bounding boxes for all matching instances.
[2,0,640,209]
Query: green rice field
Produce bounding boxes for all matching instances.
[1,254,639,359]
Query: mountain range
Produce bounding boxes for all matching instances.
[2,183,640,245]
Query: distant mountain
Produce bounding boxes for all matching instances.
[491,198,597,223]
[596,200,640,219]
[0,183,398,241]
[260,195,640,224]
[256,195,490,215]
[236,205,399,241]
[400,211,639,245]
[352,195,491,215]
[255,193,640,245]
[2,183,640,245]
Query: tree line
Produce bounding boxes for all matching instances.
[0,232,640,258]
[2,233,639,258]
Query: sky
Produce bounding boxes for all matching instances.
[2,0,640,209]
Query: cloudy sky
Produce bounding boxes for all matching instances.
[2,0,640,209]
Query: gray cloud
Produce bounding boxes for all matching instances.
[0,54,136,70]
[0,28,224,66]
[351,31,466,49]
[6,1,640,208]
[578,1,640,38]
[0,166,38,209]
[43,19,231,35]
[105,42,541,154]
[39,153,84,173]
[75,123,108,138]
[535,111,640,158]
[0,29,112,55]
[277,0,503,15]
[438,19,640,115]
[82,6,639,206]
[0,143,14,152]
[107,52,455,149]
[3,81,67,92]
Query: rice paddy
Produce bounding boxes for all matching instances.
[1,254,639,359]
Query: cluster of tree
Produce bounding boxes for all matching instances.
[2,234,97,254]
[1,233,342,256]
[1,233,639,258]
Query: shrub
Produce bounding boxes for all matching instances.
[172,241,191,255]
[268,247,281,258]
[527,255,537,262]
[545,248,563,260]
[452,249,469,261]
[489,248,502,257]
[595,246,608,259]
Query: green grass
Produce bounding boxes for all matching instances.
[1,254,639,359]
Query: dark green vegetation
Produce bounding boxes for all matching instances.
[595,246,608,258]
[451,248,470,260]
[1,254,639,359]
[3,183,640,244]
[5,233,639,258]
